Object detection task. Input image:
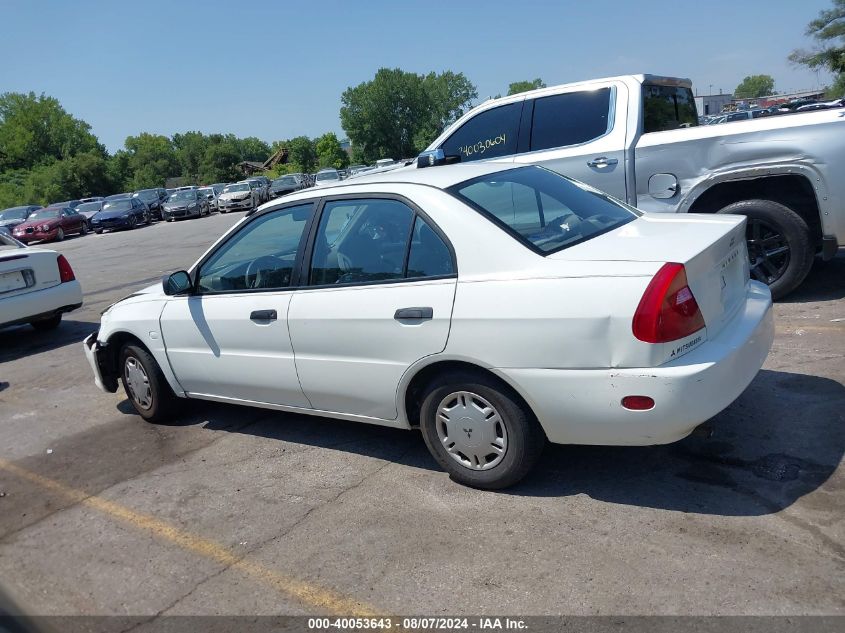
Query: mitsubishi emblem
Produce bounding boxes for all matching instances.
[463,428,473,439]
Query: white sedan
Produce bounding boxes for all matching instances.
[1,232,82,331]
[84,162,773,489]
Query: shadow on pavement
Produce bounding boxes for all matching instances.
[0,319,97,363]
[780,254,845,303]
[147,368,845,517]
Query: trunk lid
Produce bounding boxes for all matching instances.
[0,246,62,298]
[551,213,750,339]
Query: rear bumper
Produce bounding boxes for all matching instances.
[0,281,82,328]
[496,281,774,446]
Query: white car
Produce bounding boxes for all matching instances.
[83,162,773,489]
[217,182,258,213]
[1,232,82,331]
[313,168,342,187]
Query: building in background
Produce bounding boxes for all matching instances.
[695,93,734,116]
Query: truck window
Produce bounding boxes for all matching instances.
[440,102,522,162]
[642,84,698,133]
[529,88,612,151]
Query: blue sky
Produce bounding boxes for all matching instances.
[1,0,834,153]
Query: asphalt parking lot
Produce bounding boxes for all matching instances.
[0,213,843,620]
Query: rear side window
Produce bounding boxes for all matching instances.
[440,102,522,162]
[529,88,612,150]
[642,84,698,132]
[449,166,638,255]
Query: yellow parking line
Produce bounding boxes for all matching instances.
[0,458,377,616]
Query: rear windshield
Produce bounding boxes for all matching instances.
[642,83,698,133]
[448,166,638,255]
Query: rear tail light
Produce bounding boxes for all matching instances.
[57,254,75,283]
[632,263,705,343]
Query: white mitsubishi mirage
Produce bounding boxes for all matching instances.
[84,161,773,489]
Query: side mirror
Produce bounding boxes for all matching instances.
[162,270,193,295]
[416,148,460,168]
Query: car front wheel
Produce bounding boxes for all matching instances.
[419,371,545,489]
[119,344,179,422]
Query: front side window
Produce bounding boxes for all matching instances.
[440,102,522,162]
[449,166,638,255]
[197,204,312,292]
[642,84,698,132]
[529,88,612,150]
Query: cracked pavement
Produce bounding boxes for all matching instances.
[0,213,843,616]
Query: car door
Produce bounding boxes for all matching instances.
[510,82,629,202]
[288,196,457,420]
[61,208,81,233]
[159,202,315,406]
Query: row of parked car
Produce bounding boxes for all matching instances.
[0,161,403,245]
[701,97,844,125]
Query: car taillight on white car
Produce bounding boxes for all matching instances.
[57,254,75,283]
[632,262,705,344]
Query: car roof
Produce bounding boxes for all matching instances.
[270,162,522,206]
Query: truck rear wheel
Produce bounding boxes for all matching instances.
[717,199,814,300]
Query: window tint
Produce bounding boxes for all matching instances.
[642,84,699,132]
[197,204,311,292]
[407,217,454,278]
[529,88,611,150]
[440,102,522,162]
[310,199,414,285]
[449,166,638,255]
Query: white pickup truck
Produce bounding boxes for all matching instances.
[424,74,845,298]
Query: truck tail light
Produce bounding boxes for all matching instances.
[632,263,705,343]
[57,254,75,283]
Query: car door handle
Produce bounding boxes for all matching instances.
[587,156,619,168]
[394,307,433,320]
[250,309,277,321]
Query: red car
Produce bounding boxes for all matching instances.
[11,206,88,244]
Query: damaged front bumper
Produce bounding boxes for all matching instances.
[83,332,118,393]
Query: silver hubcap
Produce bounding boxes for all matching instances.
[436,391,507,471]
[124,357,152,410]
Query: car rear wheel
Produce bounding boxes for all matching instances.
[30,314,62,331]
[80,222,88,236]
[419,371,545,489]
[119,344,179,422]
[717,199,814,300]
[95,228,103,234]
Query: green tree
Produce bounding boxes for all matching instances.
[789,0,845,97]
[0,92,104,171]
[107,150,132,192]
[507,78,546,96]
[284,136,318,173]
[124,133,179,190]
[236,136,271,162]
[172,131,208,180]
[340,68,477,163]
[315,132,349,169]
[198,140,242,184]
[733,74,776,99]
